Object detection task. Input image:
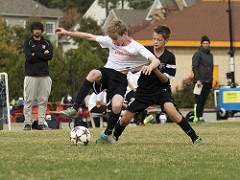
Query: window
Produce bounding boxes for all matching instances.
[46,22,55,35]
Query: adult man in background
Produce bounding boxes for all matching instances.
[23,22,53,130]
[192,35,213,124]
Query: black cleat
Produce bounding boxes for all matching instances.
[37,124,51,130]
[23,124,31,130]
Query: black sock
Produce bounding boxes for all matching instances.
[114,120,126,141]
[73,79,93,111]
[177,117,199,143]
[104,111,120,135]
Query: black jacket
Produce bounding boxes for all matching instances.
[24,36,53,76]
[192,47,213,84]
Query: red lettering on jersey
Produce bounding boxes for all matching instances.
[115,51,130,56]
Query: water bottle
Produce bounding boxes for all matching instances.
[159,114,167,124]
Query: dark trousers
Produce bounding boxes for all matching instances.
[195,83,212,118]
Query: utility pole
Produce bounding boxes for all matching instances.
[226,0,236,88]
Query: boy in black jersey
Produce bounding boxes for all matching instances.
[113,25,204,145]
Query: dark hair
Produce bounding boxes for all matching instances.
[201,35,210,44]
[154,25,171,39]
[31,22,44,32]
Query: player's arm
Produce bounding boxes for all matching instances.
[55,27,97,41]
[152,68,169,83]
[141,56,160,75]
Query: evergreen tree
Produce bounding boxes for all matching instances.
[65,41,104,97]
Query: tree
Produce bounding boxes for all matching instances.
[98,0,119,17]
[48,45,68,102]
[128,0,152,9]
[0,17,25,99]
[59,8,80,30]
[65,41,104,97]
[73,17,108,64]
[0,17,19,70]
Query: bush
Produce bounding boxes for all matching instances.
[172,76,216,108]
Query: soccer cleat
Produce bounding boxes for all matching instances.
[193,116,198,123]
[60,107,78,119]
[194,117,206,124]
[23,124,31,130]
[196,119,206,124]
[100,131,119,145]
[143,114,153,125]
[194,138,204,146]
[96,138,106,144]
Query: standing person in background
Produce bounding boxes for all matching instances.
[23,22,53,130]
[192,35,213,124]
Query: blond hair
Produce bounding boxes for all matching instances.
[106,19,128,38]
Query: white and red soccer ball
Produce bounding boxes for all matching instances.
[70,126,91,146]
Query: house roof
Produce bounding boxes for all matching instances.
[0,0,62,18]
[132,1,240,47]
[182,0,197,7]
[113,9,150,27]
[159,0,178,8]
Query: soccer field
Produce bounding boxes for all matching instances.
[1,120,240,180]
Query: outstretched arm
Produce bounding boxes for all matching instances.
[55,27,97,41]
[141,56,160,75]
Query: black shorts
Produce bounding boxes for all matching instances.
[92,67,128,100]
[126,88,174,113]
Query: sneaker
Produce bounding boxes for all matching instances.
[100,131,119,145]
[194,138,204,146]
[37,124,51,130]
[193,116,198,123]
[96,138,106,144]
[23,124,31,130]
[196,119,206,124]
[60,107,78,119]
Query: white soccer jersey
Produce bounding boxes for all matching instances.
[96,36,155,72]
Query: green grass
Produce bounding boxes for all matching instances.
[1,120,240,180]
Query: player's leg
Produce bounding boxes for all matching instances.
[60,69,102,119]
[23,76,38,130]
[114,94,149,142]
[114,110,136,141]
[164,102,204,145]
[104,94,123,134]
[99,94,124,145]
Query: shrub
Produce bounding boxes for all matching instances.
[172,76,217,108]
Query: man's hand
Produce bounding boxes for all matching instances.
[197,80,202,87]
[44,50,49,54]
[55,27,68,36]
[32,53,35,56]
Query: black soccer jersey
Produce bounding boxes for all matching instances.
[136,47,176,94]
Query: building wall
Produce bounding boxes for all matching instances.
[167,46,240,92]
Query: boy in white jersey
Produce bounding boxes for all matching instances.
[55,19,160,144]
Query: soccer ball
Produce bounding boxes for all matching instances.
[70,126,91,146]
